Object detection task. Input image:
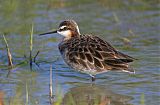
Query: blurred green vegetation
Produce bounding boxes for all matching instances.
[0,0,159,34]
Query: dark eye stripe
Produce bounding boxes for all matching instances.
[59,26,72,32]
[59,26,67,31]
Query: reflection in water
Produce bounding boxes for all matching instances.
[61,84,133,105]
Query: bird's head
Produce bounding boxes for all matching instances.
[39,20,80,39]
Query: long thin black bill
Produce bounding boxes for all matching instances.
[39,30,57,36]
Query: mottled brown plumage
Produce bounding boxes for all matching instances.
[59,34,135,75]
[40,20,135,81]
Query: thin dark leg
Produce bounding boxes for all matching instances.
[91,76,96,82]
[90,75,96,82]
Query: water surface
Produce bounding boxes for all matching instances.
[0,0,159,105]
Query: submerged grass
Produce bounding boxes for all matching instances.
[25,83,29,105]
[49,64,54,104]
[140,93,145,105]
[112,12,120,24]
[54,85,63,105]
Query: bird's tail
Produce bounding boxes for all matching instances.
[122,66,135,74]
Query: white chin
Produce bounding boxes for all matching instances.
[57,30,71,37]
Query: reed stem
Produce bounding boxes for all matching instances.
[2,34,13,67]
[29,24,34,70]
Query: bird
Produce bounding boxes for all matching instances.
[39,20,136,81]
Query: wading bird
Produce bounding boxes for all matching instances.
[40,20,135,81]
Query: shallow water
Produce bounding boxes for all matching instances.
[0,0,159,105]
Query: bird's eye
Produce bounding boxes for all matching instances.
[63,27,67,30]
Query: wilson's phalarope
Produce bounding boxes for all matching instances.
[40,20,135,81]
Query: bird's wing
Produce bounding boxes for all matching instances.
[67,35,135,72]
[89,36,135,72]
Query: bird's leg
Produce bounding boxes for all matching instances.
[92,76,96,82]
[90,74,96,82]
